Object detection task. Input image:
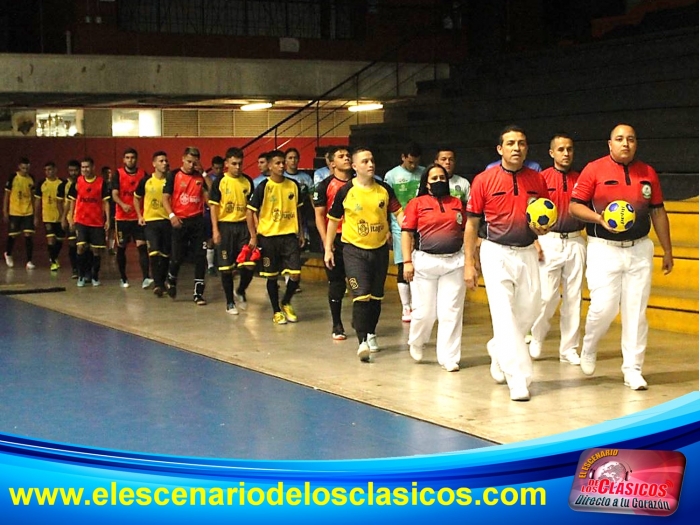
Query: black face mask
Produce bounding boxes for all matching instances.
[429,180,450,198]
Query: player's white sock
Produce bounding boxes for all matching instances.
[398,282,411,309]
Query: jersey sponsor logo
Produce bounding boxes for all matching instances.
[358,219,369,237]
[178,193,201,205]
[150,198,161,209]
[348,277,359,290]
[641,184,652,199]
[272,208,295,222]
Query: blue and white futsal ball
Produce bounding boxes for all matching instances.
[526,198,558,229]
[603,200,636,232]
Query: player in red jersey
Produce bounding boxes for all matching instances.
[112,148,151,289]
[312,145,354,340]
[162,146,209,305]
[66,157,110,287]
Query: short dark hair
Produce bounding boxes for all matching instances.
[211,155,224,165]
[351,146,372,159]
[267,149,285,162]
[100,166,111,177]
[225,147,244,160]
[327,145,350,161]
[44,161,56,168]
[434,147,456,159]
[401,141,422,158]
[417,164,449,197]
[498,125,526,145]
[183,146,200,158]
[549,132,573,148]
[82,157,94,166]
[258,152,268,161]
[18,157,30,165]
[152,150,168,160]
[67,159,80,169]
[284,147,300,158]
[123,147,138,157]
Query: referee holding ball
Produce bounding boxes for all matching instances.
[569,123,673,391]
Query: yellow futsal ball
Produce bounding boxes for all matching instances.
[526,198,558,229]
[603,200,636,232]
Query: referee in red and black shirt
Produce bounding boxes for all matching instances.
[570,123,673,391]
[463,125,550,402]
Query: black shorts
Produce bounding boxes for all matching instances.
[343,243,389,301]
[66,224,77,242]
[8,215,34,236]
[145,219,172,257]
[76,224,107,248]
[171,215,207,264]
[204,207,213,239]
[44,222,66,240]
[259,234,301,277]
[217,221,250,271]
[116,220,145,245]
[325,238,347,283]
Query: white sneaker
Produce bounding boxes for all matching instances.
[580,352,597,376]
[367,333,380,352]
[510,386,531,401]
[120,279,130,288]
[357,341,371,362]
[141,277,154,289]
[528,339,542,359]
[409,344,423,362]
[77,277,86,287]
[91,279,101,287]
[486,340,506,384]
[4,253,14,267]
[233,291,248,310]
[25,261,36,270]
[560,351,581,365]
[401,305,412,323]
[624,372,648,391]
[443,362,460,372]
[226,303,239,315]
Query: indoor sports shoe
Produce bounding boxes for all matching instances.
[486,339,506,384]
[25,261,36,270]
[166,280,177,299]
[528,339,542,359]
[443,362,460,372]
[153,286,163,297]
[50,262,60,272]
[273,311,287,325]
[580,351,597,376]
[120,279,130,288]
[71,269,79,279]
[510,386,531,402]
[91,279,101,287]
[4,252,13,268]
[77,277,86,287]
[560,350,581,365]
[226,303,239,315]
[281,303,298,323]
[624,372,648,391]
[141,277,154,289]
[332,325,347,341]
[357,341,371,362]
[401,305,412,323]
[193,294,207,306]
[366,333,379,352]
[409,344,423,362]
[233,291,248,310]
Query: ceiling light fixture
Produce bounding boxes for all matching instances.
[348,103,383,113]
[240,102,273,111]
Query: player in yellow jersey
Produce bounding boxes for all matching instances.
[210,147,255,315]
[324,147,403,361]
[246,150,304,325]
[134,151,172,297]
[34,161,65,271]
[3,157,37,269]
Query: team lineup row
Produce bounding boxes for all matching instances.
[3,123,673,402]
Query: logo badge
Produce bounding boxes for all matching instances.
[642,184,652,199]
[569,448,685,517]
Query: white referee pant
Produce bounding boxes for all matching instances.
[480,240,540,390]
[531,231,586,356]
[581,236,653,374]
[407,249,466,366]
